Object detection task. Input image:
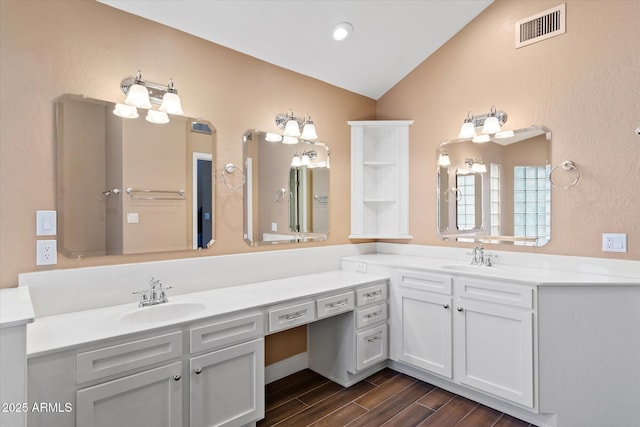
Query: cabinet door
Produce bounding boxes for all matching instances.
[190,338,264,427]
[356,324,388,371]
[76,362,182,427]
[394,288,452,378]
[454,300,533,408]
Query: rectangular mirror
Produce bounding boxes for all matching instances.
[437,125,551,246]
[56,94,216,257]
[243,130,329,246]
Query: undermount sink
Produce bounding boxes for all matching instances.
[120,302,206,324]
[441,264,504,274]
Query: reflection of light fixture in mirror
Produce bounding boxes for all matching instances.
[465,157,487,173]
[282,136,298,145]
[458,112,476,139]
[113,103,139,119]
[158,79,184,115]
[494,130,515,139]
[332,22,353,41]
[472,134,490,143]
[276,110,319,141]
[265,132,283,142]
[482,106,502,134]
[301,152,311,166]
[438,150,451,166]
[146,109,169,124]
[291,153,301,167]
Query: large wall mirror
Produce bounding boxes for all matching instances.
[56,94,216,257]
[437,125,551,246]
[243,130,329,246]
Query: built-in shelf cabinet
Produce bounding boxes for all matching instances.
[348,120,413,239]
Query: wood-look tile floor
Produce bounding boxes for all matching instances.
[258,368,536,427]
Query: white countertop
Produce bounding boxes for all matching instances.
[342,253,640,285]
[27,270,387,358]
[0,287,35,328]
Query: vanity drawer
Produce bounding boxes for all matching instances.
[190,312,263,354]
[397,270,452,295]
[77,331,182,384]
[356,303,387,329]
[455,278,534,309]
[268,300,315,333]
[317,291,354,319]
[356,283,387,306]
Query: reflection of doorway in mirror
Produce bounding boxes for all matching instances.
[192,153,213,249]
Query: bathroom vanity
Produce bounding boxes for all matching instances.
[19,244,640,427]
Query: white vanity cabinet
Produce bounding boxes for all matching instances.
[308,281,389,386]
[348,120,413,239]
[391,269,536,409]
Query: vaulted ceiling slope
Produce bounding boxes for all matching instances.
[98,0,493,100]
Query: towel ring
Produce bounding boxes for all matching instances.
[549,160,581,189]
[222,163,245,190]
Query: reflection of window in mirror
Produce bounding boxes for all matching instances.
[456,174,476,231]
[513,165,551,245]
[489,163,501,237]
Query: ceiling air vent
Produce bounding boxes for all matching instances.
[516,4,566,48]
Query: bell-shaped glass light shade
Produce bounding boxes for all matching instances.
[301,152,311,166]
[438,152,451,166]
[472,134,490,143]
[125,83,151,109]
[145,109,170,124]
[284,119,301,137]
[159,92,184,115]
[291,153,301,167]
[282,136,299,145]
[265,132,283,142]
[301,123,318,140]
[113,103,139,119]
[482,116,501,134]
[458,121,476,139]
[472,162,487,173]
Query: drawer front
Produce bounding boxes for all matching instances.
[268,300,315,333]
[455,278,534,309]
[356,283,387,306]
[356,324,388,371]
[77,331,182,384]
[317,291,354,319]
[397,269,452,295]
[356,303,387,329]
[190,312,263,354]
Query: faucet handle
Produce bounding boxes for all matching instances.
[484,253,498,266]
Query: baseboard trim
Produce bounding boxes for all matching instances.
[265,352,309,384]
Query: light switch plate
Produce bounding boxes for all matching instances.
[36,210,57,236]
[127,213,139,224]
[602,233,627,253]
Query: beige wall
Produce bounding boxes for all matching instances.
[377,0,640,259]
[0,0,376,288]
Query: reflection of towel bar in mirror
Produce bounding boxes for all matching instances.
[313,195,328,204]
[102,188,120,196]
[126,187,185,200]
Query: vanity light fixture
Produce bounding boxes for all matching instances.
[291,150,317,168]
[494,130,515,139]
[118,70,185,123]
[275,110,320,142]
[465,157,487,173]
[265,132,283,142]
[331,22,353,41]
[457,106,508,139]
[438,150,451,166]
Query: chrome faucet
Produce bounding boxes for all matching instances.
[468,245,497,266]
[133,277,172,307]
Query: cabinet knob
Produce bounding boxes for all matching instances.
[456,307,464,312]
[194,367,202,375]
[442,304,450,309]
[173,374,181,381]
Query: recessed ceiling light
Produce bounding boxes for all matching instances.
[331,22,353,41]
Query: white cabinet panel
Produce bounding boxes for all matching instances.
[454,300,534,408]
[316,291,354,319]
[356,283,387,306]
[190,338,264,427]
[190,312,263,354]
[268,300,315,333]
[356,324,388,371]
[356,303,387,329]
[76,362,182,427]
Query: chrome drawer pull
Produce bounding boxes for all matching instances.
[366,336,381,343]
[284,311,305,321]
[365,311,380,319]
[364,290,382,299]
[328,300,347,309]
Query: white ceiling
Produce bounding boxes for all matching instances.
[98,0,493,100]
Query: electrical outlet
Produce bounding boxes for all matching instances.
[37,240,57,265]
[355,262,367,273]
[602,233,627,253]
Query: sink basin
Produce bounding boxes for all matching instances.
[120,302,206,324]
[441,264,504,274]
